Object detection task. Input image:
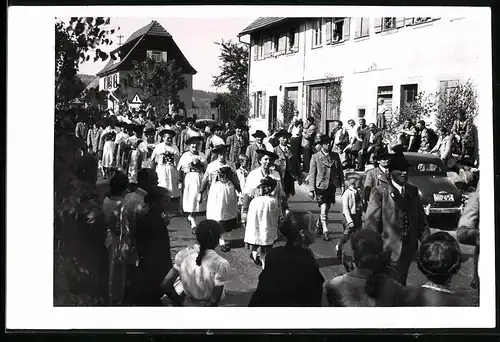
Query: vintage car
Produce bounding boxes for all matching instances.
[404,152,464,218]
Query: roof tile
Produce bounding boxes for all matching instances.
[239,17,287,36]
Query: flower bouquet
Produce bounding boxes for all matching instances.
[258,176,278,196]
[216,166,232,184]
[189,158,205,173]
[162,151,175,165]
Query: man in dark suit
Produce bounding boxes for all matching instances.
[356,123,384,171]
[363,146,390,205]
[308,134,345,241]
[364,149,430,286]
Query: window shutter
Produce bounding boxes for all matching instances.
[262,92,267,118]
[251,92,256,117]
[264,36,270,57]
[147,50,153,59]
[374,17,382,33]
[278,33,286,53]
[325,18,332,44]
[252,37,258,61]
[293,27,299,48]
[396,17,405,28]
[162,51,168,62]
[343,18,351,41]
[404,17,414,26]
[354,17,361,38]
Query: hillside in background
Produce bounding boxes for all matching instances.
[77,74,98,87]
[192,89,219,108]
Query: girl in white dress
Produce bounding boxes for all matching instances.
[177,136,207,233]
[242,149,288,268]
[152,128,180,200]
[101,130,117,179]
[199,144,241,253]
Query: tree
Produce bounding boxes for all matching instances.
[127,58,187,118]
[212,40,248,95]
[54,17,118,305]
[212,92,251,124]
[436,79,479,132]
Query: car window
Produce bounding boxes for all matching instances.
[410,162,445,174]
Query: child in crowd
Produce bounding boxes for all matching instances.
[161,219,229,306]
[404,232,466,306]
[337,174,364,261]
[236,154,250,227]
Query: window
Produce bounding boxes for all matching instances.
[285,87,299,109]
[253,91,266,118]
[355,17,370,38]
[325,18,351,44]
[377,85,393,123]
[286,26,299,53]
[405,17,437,26]
[147,50,167,62]
[258,36,264,59]
[312,19,323,48]
[412,162,445,174]
[440,80,459,96]
[273,31,287,54]
[400,84,418,109]
[374,17,405,33]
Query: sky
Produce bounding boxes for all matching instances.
[77,17,256,92]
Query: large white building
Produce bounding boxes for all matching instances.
[238,16,484,135]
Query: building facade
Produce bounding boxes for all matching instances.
[96,20,196,115]
[239,17,483,135]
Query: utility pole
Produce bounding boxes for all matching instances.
[118,35,124,46]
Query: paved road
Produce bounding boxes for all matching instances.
[96,178,478,306]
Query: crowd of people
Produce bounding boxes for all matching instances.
[68,106,479,307]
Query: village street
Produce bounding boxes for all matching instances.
[95,177,479,307]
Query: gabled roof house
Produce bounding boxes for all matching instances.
[96,20,196,114]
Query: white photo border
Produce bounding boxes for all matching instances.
[6,5,494,330]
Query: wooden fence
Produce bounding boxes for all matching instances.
[187,108,220,121]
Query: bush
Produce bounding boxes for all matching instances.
[279,96,297,129]
[384,91,437,146]
[436,79,479,132]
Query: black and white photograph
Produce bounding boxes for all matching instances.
[7,5,494,330]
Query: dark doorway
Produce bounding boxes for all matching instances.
[268,96,278,132]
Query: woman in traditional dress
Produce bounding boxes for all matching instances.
[138,123,157,169]
[101,130,117,179]
[242,150,287,267]
[151,128,180,200]
[199,143,241,253]
[177,136,207,233]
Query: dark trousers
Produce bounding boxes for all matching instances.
[303,147,313,173]
[357,149,371,170]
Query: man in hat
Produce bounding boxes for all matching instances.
[171,116,184,150]
[226,124,249,170]
[363,145,390,205]
[364,149,430,286]
[246,130,269,170]
[308,134,344,241]
[274,128,301,199]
